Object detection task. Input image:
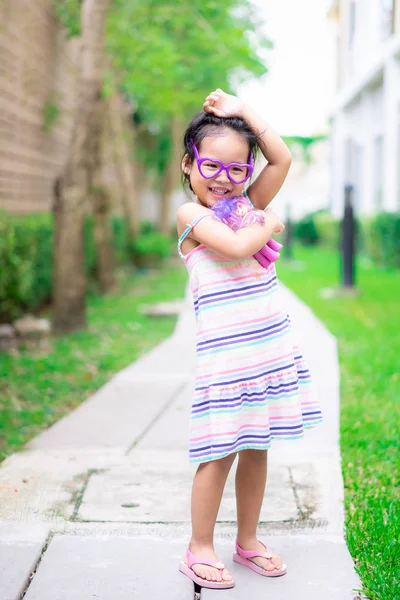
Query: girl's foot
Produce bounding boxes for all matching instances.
[183,544,233,583]
[236,538,284,572]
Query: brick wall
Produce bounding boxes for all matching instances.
[0,0,80,214]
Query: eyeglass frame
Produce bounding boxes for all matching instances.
[190,139,254,185]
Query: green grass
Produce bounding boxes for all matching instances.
[278,246,399,600]
[0,261,188,461]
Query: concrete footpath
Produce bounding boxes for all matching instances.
[0,284,366,600]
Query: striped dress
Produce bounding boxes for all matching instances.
[178,218,323,464]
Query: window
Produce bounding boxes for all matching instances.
[381,0,395,39]
[349,0,357,47]
[344,138,364,210]
[345,138,353,182]
[352,143,364,210]
[397,103,400,209]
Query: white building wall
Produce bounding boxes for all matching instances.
[273,141,331,220]
[330,0,400,216]
[330,113,345,216]
[383,57,400,211]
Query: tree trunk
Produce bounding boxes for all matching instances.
[92,186,115,294]
[159,118,183,234]
[90,98,115,294]
[53,0,111,333]
[102,109,125,215]
[107,91,139,238]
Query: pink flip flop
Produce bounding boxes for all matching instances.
[179,547,235,589]
[233,539,287,577]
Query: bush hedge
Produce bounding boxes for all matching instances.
[0,212,133,323]
[293,210,400,269]
[0,214,53,323]
[363,212,400,269]
[313,212,340,250]
[293,214,320,245]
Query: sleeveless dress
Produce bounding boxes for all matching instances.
[178,212,323,464]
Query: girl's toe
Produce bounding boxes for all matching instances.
[196,566,207,580]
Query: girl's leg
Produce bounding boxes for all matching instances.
[235,449,283,571]
[185,453,237,582]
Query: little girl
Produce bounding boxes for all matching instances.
[177,89,323,589]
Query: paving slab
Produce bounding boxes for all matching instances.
[77,450,299,523]
[114,329,196,384]
[269,447,345,533]
[28,378,185,452]
[0,523,49,600]
[0,449,124,523]
[0,449,332,528]
[202,535,362,600]
[136,382,193,450]
[22,535,194,600]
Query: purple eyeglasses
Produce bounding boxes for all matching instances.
[190,139,254,185]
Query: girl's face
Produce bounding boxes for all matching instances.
[183,130,251,207]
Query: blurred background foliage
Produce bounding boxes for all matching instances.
[53,0,271,181]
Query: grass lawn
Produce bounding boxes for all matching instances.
[0,261,188,462]
[278,246,399,600]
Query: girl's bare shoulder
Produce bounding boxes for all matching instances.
[176,202,211,236]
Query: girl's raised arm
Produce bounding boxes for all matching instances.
[241,104,292,210]
[204,90,292,211]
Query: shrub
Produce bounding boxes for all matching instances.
[0,213,53,322]
[293,209,400,269]
[0,212,134,324]
[363,212,400,269]
[293,213,320,245]
[316,212,362,253]
[140,220,156,235]
[131,231,172,268]
[314,212,340,250]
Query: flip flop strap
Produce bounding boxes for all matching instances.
[236,540,273,560]
[186,548,225,571]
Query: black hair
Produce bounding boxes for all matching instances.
[181,111,259,195]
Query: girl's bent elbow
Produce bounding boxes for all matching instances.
[230,248,244,260]
[284,150,292,167]
[220,246,243,260]
[231,242,252,260]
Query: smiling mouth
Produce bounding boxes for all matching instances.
[209,187,230,196]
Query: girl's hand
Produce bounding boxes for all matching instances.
[264,208,285,234]
[203,89,245,119]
